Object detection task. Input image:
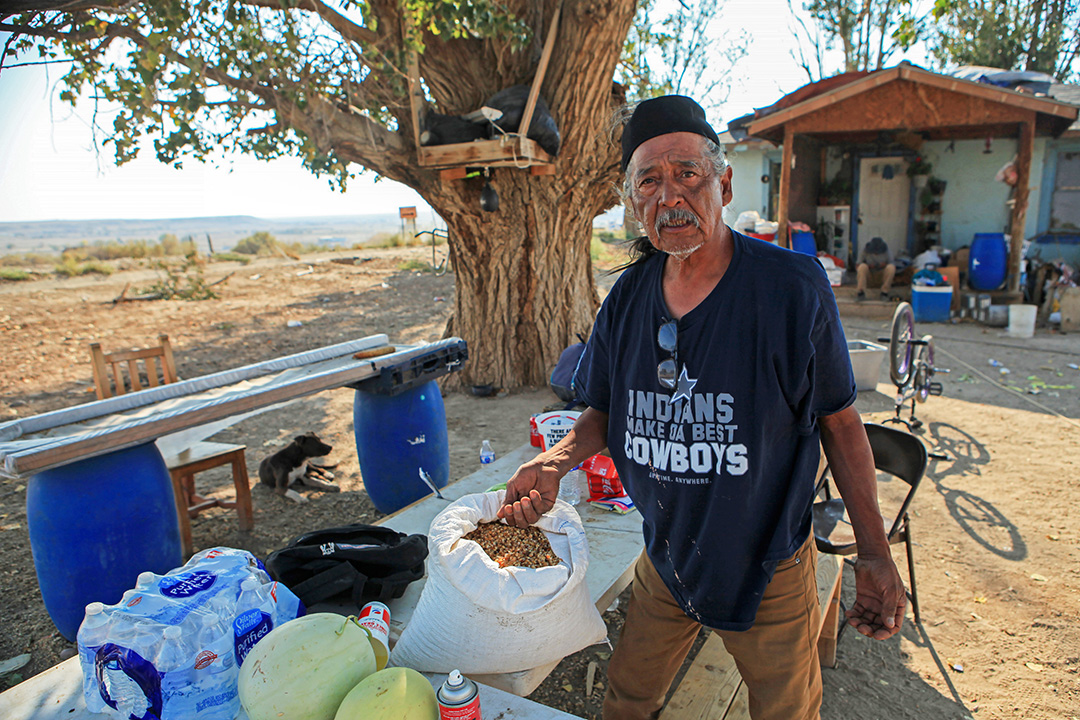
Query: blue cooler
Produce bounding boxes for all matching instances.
[912,286,952,323]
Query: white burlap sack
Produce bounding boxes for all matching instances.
[388,491,607,674]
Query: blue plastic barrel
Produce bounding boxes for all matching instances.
[969,233,1008,291]
[791,230,817,257]
[26,443,182,641]
[353,380,449,514]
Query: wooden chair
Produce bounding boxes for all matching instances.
[90,333,179,400]
[88,335,254,557]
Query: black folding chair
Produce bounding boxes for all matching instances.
[813,422,927,625]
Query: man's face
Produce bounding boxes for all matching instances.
[627,132,733,260]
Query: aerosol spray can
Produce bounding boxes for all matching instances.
[437,669,481,720]
[357,601,390,671]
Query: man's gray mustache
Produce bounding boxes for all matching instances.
[655,209,701,234]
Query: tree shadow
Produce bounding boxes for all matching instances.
[920,421,1026,561]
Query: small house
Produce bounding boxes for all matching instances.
[722,63,1079,296]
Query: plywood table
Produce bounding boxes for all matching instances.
[0,657,587,720]
[0,443,633,720]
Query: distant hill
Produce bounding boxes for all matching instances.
[0,213,441,254]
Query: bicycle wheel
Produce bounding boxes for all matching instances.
[914,335,935,403]
[889,302,916,386]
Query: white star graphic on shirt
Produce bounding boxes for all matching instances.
[672,366,698,404]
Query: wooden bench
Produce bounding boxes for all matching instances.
[659,552,843,720]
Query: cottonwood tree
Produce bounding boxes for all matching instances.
[619,0,747,114]
[929,0,1079,81]
[787,0,923,81]
[1,1,642,389]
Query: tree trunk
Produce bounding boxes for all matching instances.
[395,1,635,390]
[425,170,602,389]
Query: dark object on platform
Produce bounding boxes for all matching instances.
[484,84,561,156]
[812,422,927,627]
[480,181,500,212]
[418,85,561,157]
[266,524,428,609]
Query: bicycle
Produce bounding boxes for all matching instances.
[879,301,946,431]
[414,228,451,276]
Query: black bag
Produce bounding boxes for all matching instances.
[549,334,587,404]
[265,524,428,610]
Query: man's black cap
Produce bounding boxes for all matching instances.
[621,95,721,171]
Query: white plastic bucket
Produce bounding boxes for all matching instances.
[535,411,581,451]
[1007,304,1037,338]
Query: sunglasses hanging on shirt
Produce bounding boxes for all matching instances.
[657,319,678,389]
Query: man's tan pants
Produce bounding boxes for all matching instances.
[603,536,822,720]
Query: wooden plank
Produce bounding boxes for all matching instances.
[418,137,553,169]
[160,334,178,383]
[518,1,561,140]
[1008,115,1036,293]
[89,343,109,401]
[169,468,194,557]
[816,553,842,668]
[440,167,469,182]
[3,339,444,476]
[726,685,751,720]
[777,125,794,248]
[658,635,743,720]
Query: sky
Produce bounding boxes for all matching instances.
[0,0,860,223]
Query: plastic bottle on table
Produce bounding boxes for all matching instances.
[233,578,274,666]
[558,466,583,506]
[77,602,113,713]
[192,611,240,720]
[480,439,495,464]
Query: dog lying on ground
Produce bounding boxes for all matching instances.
[258,432,339,503]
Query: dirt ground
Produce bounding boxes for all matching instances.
[0,247,1077,719]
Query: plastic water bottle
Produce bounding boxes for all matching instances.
[77,602,113,713]
[480,439,495,464]
[193,611,240,720]
[233,578,274,666]
[558,466,583,506]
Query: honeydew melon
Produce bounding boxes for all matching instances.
[238,613,377,720]
[334,667,439,720]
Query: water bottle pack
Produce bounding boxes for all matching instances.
[77,547,305,720]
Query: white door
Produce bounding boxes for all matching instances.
[858,158,910,258]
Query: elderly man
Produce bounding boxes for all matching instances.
[497,95,905,720]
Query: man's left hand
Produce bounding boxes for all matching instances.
[845,555,906,640]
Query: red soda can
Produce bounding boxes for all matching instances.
[529,414,542,447]
[437,669,481,720]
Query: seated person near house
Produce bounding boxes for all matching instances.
[856,236,896,300]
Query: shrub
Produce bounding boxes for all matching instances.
[54,256,113,277]
[212,252,252,265]
[143,253,220,300]
[233,231,279,255]
[0,268,32,281]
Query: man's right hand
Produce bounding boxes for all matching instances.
[496,460,560,527]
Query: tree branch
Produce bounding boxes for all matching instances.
[237,0,378,46]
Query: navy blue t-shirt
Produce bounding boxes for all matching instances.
[577,231,856,631]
